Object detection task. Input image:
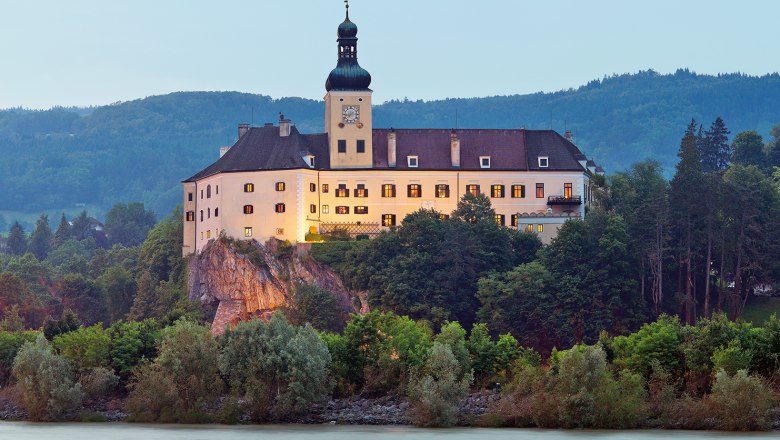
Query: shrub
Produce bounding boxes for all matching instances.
[42,310,81,340]
[0,330,37,385]
[711,339,752,375]
[79,367,119,401]
[107,319,160,379]
[53,324,110,370]
[710,369,774,431]
[408,342,473,427]
[11,334,83,421]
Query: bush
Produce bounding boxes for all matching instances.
[53,324,110,370]
[107,319,160,379]
[42,310,81,340]
[0,331,37,386]
[11,334,83,421]
[79,367,119,401]
[407,342,473,427]
[710,369,774,431]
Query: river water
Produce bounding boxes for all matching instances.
[0,423,778,440]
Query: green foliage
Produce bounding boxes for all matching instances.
[56,273,106,326]
[711,339,752,375]
[0,304,25,332]
[104,202,157,247]
[79,367,119,401]
[53,324,110,370]
[6,222,27,256]
[125,318,222,422]
[107,319,160,379]
[407,342,473,427]
[610,315,682,378]
[284,283,344,333]
[731,130,766,168]
[97,265,136,322]
[12,334,83,421]
[709,369,774,431]
[28,214,52,260]
[42,310,82,340]
[0,330,37,385]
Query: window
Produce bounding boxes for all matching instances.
[538,156,549,168]
[537,224,544,233]
[491,184,505,198]
[338,139,346,153]
[200,210,203,221]
[480,156,491,168]
[436,184,450,198]
[355,206,368,214]
[201,232,203,240]
[536,183,544,198]
[322,184,329,193]
[276,228,284,235]
[511,184,526,198]
[322,205,329,214]
[206,185,211,198]
[275,203,286,213]
[495,214,505,226]
[525,224,533,233]
[186,211,194,221]
[511,214,518,227]
[382,184,396,198]
[310,183,316,192]
[243,205,254,214]
[216,185,219,195]
[439,214,450,221]
[244,183,254,192]
[407,184,422,198]
[466,184,480,196]
[200,190,203,199]
[244,227,252,237]
[206,230,211,239]
[382,214,396,227]
[336,184,349,197]
[215,208,219,217]
[407,156,418,168]
[357,140,365,153]
[275,182,285,191]
[207,208,210,218]
[354,184,368,197]
[564,183,573,199]
[336,206,349,214]
[188,192,193,202]
[310,204,317,214]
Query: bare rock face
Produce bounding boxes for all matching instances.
[187,238,364,334]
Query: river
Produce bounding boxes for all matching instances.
[0,423,778,440]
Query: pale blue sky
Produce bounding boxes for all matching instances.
[0,0,777,109]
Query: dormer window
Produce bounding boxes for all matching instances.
[407,156,418,168]
[480,156,491,168]
[303,155,315,168]
[538,156,549,168]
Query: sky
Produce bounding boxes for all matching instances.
[0,0,778,109]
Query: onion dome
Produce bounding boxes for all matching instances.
[326,3,371,91]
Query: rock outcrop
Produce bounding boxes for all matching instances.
[188,238,364,334]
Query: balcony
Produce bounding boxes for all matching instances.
[547,195,582,205]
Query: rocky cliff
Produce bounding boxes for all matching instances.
[187,238,365,334]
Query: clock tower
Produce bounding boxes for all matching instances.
[324,2,373,169]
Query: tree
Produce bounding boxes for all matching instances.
[70,211,92,242]
[56,273,106,326]
[7,222,27,256]
[699,116,731,173]
[52,213,71,247]
[407,342,472,427]
[104,202,157,247]
[284,283,344,333]
[97,265,137,322]
[107,319,160,379]
[451,192,495,223]
[731,131,765,167]
[28,214,52,260]
[52,324,111,370]
[765,124,780,169]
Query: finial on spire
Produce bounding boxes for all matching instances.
[344,0,349,18]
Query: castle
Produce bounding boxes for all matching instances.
[182,4,602,256]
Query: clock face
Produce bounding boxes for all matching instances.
[342,105,360,124]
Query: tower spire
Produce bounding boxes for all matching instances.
[345,0,349,19]
[325,1,371,91]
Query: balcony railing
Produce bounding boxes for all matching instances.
[547,195,582,205]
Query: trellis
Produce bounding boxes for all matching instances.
[320,222,383,238]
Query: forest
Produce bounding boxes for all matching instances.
[0,118,779,429]
[1,70,780,222]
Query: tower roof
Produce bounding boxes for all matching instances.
[326,2,371,91]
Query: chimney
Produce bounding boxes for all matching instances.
[238,123,250,138]
[450,130,460,167]
[387,129,397,167]
[279,113,291,137]
[564,129,574,143]
[219,146,230,158]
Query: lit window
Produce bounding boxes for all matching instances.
[382,184,396,197]
[536,183,544,198]
[186,211,194,221]
[206,230,211,239]
[244,183,254,192]
[511,214,518,227]
[275,203,286,213]
[336,206,349,214]
[322,184,329,193]
[188,193,193,202]
[480,156,491,168]
[206,185,211,198]
[201,232,203,240]
[564,183,573,199]
[436,184,450,198]
[354,184,368,197]
[215,208,219,217]
[244,227,252,237]
[310,183,316,192]
[322,205,329,214]
[355,206,368,214]
[538,156,549,168]
[537,224,544,233]
[511,184,526,198]
[336,184,349,197]
[495,214,505,226]
[310,204,317,214]
[466,184,480,196]
[407,184,422,198]
[276,228,284,235]
[338,139,346,153]
[275,182,285,191]
[407,156,418,168]
[382,214,396,227]
[491,184,505,198]
[526,224,533,233]
[243,205,254,214]
[439,214,450,221]
[357,140,365,153]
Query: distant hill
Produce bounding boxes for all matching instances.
[1,69,779,219]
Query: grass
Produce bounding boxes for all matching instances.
[740,296,780,326]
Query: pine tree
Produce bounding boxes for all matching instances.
[6,222,27,256]
[731,131,765,167]
[53,213,71,247]
[701,117,731,173]
[70,211,91,241]
[28,214,52,260]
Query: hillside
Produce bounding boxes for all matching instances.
[1,69,779,221]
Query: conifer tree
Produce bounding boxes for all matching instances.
[28,214,52,260]
[700,117,731,173]
[70,211,91,241]
[53,214,71,247]
[6,222,27,256]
